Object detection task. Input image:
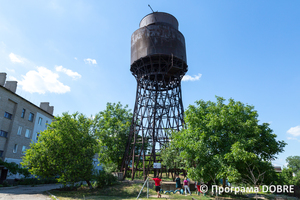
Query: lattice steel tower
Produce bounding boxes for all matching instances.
[121,12,188,180]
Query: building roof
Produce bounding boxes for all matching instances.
[274,166,282,173]
[0,85,54,117]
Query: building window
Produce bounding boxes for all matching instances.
[38,117,43,125]
[28,112,34,122]
[25,129,31,138]
[21,109,26,118]
[17,126,22,135]
[36,133,40,141]
[13,144,18,153]
[0,151,3,157]
[45,120,48,128]
[0,130,8,137]
[22,146,26,155]
[4,112,12,119]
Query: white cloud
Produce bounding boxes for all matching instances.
[287,125,300,137]
[6,68,15,73]
[7,76,18,81]
[74,57,77,60]
[55,65,81,80]
[18,67,70,94]
[287,137,300,142]
[84,58,97,65]
[182,73,202,82]
[9,53,24,63]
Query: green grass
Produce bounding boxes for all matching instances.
[258,193,297,200]
[48,181,297,200]
[49,181,153,200]
[48,181,214,200]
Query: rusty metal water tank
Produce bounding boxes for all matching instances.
[130,12,187,79]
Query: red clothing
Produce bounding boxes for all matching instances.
[152,178,162,186]
[197,185,203,193]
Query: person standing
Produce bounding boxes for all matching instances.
[175,174,181,189]
[151,175,162,198]
[183,177,191,196]
[196,181,202,195]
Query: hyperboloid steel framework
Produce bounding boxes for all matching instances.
[121,12,188,180]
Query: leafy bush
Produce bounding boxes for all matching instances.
[102,162,118,173]
[94,170,117,188]
[2,180,11,187]
[17,178,38,185]
[18,177,58,185]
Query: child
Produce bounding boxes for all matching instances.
[183,177,191,196]
[152,175,162,198]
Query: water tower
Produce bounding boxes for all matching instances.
[121,12,188,180]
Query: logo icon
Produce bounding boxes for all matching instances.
[200,184,208,193]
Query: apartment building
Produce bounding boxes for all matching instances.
[0,72,54,182]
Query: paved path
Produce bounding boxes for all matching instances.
[0,184,62,200]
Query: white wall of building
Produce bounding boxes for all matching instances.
[32,112,52,143]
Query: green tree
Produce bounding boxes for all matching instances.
[282,156,300,186]
[279,167,294,185]
[0,160,30,178]
[286,156,300,175]
[161,141,185,180]
[93,102,132,172]
[22,113,97,188]
[225,142,278,186]
[169,96,286,185]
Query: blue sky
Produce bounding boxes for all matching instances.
[1,1,299,168]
